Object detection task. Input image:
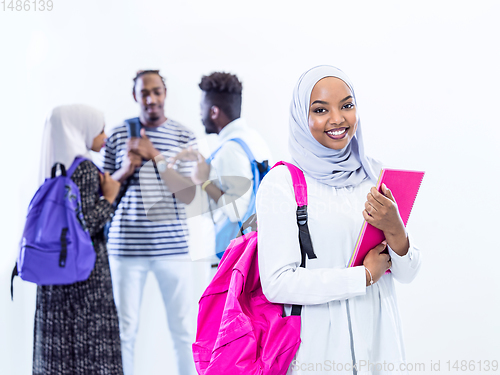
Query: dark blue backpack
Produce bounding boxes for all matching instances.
[11,157,96,298]
[206,138,270,258]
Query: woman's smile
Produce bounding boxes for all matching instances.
[325,127,349,139]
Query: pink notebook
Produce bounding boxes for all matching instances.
[348,168,424,268]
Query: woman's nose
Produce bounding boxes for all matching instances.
[329,110,344,125]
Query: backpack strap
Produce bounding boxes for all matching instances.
[206,138,255,167]
[103,118,142,240]
[270,161,317,316]
[66,157,104,197]
[125,117,142,138]
[224,138,256,163]
[225,138,270,181]
[271,161,317,263]
[66,157,90,177]
[59,228,69,267]
[206,138,260,239]
[113,118,142,205]
[51,163,67,178]
[10,263,18,301]
[227,138,259,195]
[207,138,266,198]
[271,161,307,206]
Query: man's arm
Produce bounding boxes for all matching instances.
[128,128,196,204]
[153,154,196,204]
[168,148,224,203]
[208,143,254,222]
[169,143,253,220]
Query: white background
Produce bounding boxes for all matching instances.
[1,1,499,374]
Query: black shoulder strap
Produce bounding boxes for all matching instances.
[125,117,142,138]
[104,118,143,240]
[113,117,143,208]
[51,163,67,178]
[291,204,317,316]
[10,263,18,301]
[237,163,316,316]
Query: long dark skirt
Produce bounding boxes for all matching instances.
[32,237,123,375]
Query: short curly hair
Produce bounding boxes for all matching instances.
[199,72,242,121]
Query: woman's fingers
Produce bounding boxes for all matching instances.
[381,183,396,202]
[370,185,397,206]
[378,243,391,269]
[363,210,375,225]
[367,187,383,206]
[362,209,373,222]
[363,241,393,283]
[376,241,387,253]
[364,201,377,214]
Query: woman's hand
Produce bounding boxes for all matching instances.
[363,242,391,286]
[362,183,409,256]
[100,172,121,204]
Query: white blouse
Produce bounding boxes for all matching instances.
[256,164,421,375]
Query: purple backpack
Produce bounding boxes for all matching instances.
[192,162,317,374]
[11,157,96,297]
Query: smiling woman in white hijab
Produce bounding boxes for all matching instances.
[33,104,124,375]
[256,66,421,375]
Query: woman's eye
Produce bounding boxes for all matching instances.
[313,108,327,113]
[343,103,355,109]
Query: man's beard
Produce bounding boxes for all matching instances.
[203,119,218,134]
[144,105,162,122]
[148,113,160,121]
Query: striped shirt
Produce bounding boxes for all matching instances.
[103,118,196,257]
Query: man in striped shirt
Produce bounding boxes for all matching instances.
[103,70,197,375]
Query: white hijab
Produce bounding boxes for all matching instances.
[288,65,378,187]
[40,104,104,183]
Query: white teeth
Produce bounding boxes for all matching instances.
[327,129,346,136]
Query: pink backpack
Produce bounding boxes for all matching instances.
[192,162,317,375]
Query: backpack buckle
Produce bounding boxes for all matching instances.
[257,160,269,175]
[296,205,308,226]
